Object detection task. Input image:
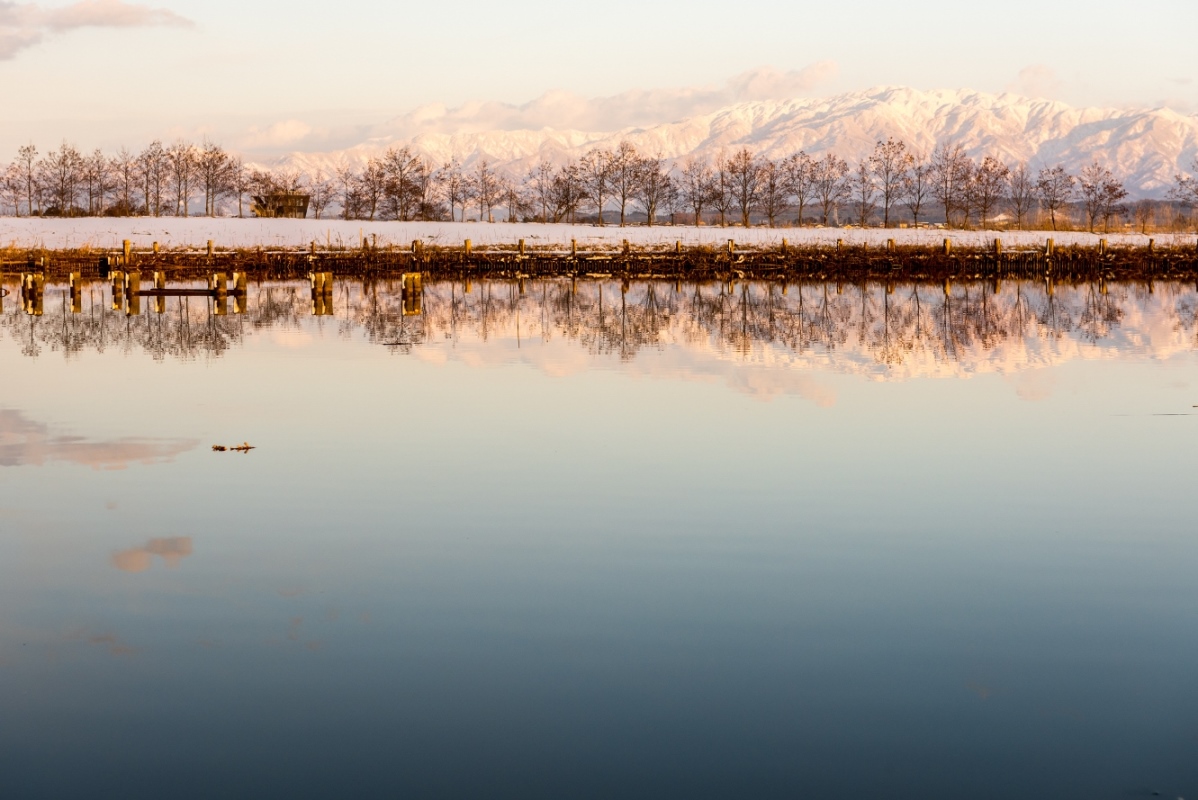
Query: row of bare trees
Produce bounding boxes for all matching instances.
[5,138,1197,231]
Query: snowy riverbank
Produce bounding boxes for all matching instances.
[1,216,1192,251]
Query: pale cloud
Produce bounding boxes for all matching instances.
[0,0,190,60]
[0,408,198,469]
[111,537,193,573]
[380,63,841,137]
[1007,64,1064,101]
[243,119,315,149]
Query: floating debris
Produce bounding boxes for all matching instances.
[212,442,255,453]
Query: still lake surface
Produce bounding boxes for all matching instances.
[1,277,1197,799]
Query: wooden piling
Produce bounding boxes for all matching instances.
[464,239,472,256]
[123,240,131,262]
[887,238,896,253]
[994,239,1002,255]
[518,239,525,258]
[1046,238,1054,257]
[943,239,952,256]
[152,241,159,255]
[207,240,214,258]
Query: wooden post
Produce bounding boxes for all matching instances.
[210,272,226,296]
[207,240,214,258]
[154,270,166,290]
[781,238,788,254]
[1148,238,1155,253]
[727,239,734,256]
[887,238,896,253]
[152,241,159,255]
[623,239,630,256]
[518,239,525,258]
[676,240,682,255]
[943,239,951,255]
[1046,238,1054,257]
[311,241,317,254]
[123,240,131,262]
[571,239,577,258]
[994,238,1002,255]
[836,239,844,253]
[464,239,472,256]
[1099,238,1107,255]
[233,271,247,294]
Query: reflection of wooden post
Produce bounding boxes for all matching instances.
[69,272,82,313]
[210,272,226,296]
[943,278,951,296]
[110,270,124,310]
[213,294,227,316]
[993,279,1002,294]
[519,276,526,295]
[232,271,247,294]
[402,272,422,316]
[126,272,140,316]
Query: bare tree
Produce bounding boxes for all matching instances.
[972,156,1010,229]
[229,157,248,218]
[109,147,137,215]
[580,148,613,225]
[358,157,386,220]
[633,154,674,226]
[1007,161,1035,229]
[525,159,555,223]
[709,151,735,227]
[931,142,971,227]
[1131,199,1156,234]
[82,149,111,215]
[473,158,500,222]
[851,160,876,226]
[308,169,334,219]
[0,163,21,215]
[166,141,196,216]
[726,148,762,228]
[678,155,713,225]
[1100,175,1128,232]
[781,151,814,226]
[902,150,932,227]
[16,144,38,215]
[40,142,84,215]
[609,141,639,226]
[1035,165,1076,231]
[812,153,849,226]
[757,158,789,227]
[869,138,908,228]
[138,140,167,217]
[334,161,358,220]
[551,161,583,223]
[197,140,231,216]
[1079,161,1110,232]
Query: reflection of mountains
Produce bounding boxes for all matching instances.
[5,280,1197,379]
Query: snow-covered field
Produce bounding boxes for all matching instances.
[1,216,1192,252]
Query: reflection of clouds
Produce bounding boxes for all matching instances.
[111,537,193,573]
[0,408,197,469]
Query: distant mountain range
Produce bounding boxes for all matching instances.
[278,87,1198,197]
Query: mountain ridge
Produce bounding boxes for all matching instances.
[276,86,1198,197]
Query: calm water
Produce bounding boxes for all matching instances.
[2,277,1197,799]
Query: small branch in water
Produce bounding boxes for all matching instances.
[212,442,255,453]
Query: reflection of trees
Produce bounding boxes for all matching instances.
[4,279,1197,368]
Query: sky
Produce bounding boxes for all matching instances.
[0,0,1195,158]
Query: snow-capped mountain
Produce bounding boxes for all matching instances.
[277,87,1198,196]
